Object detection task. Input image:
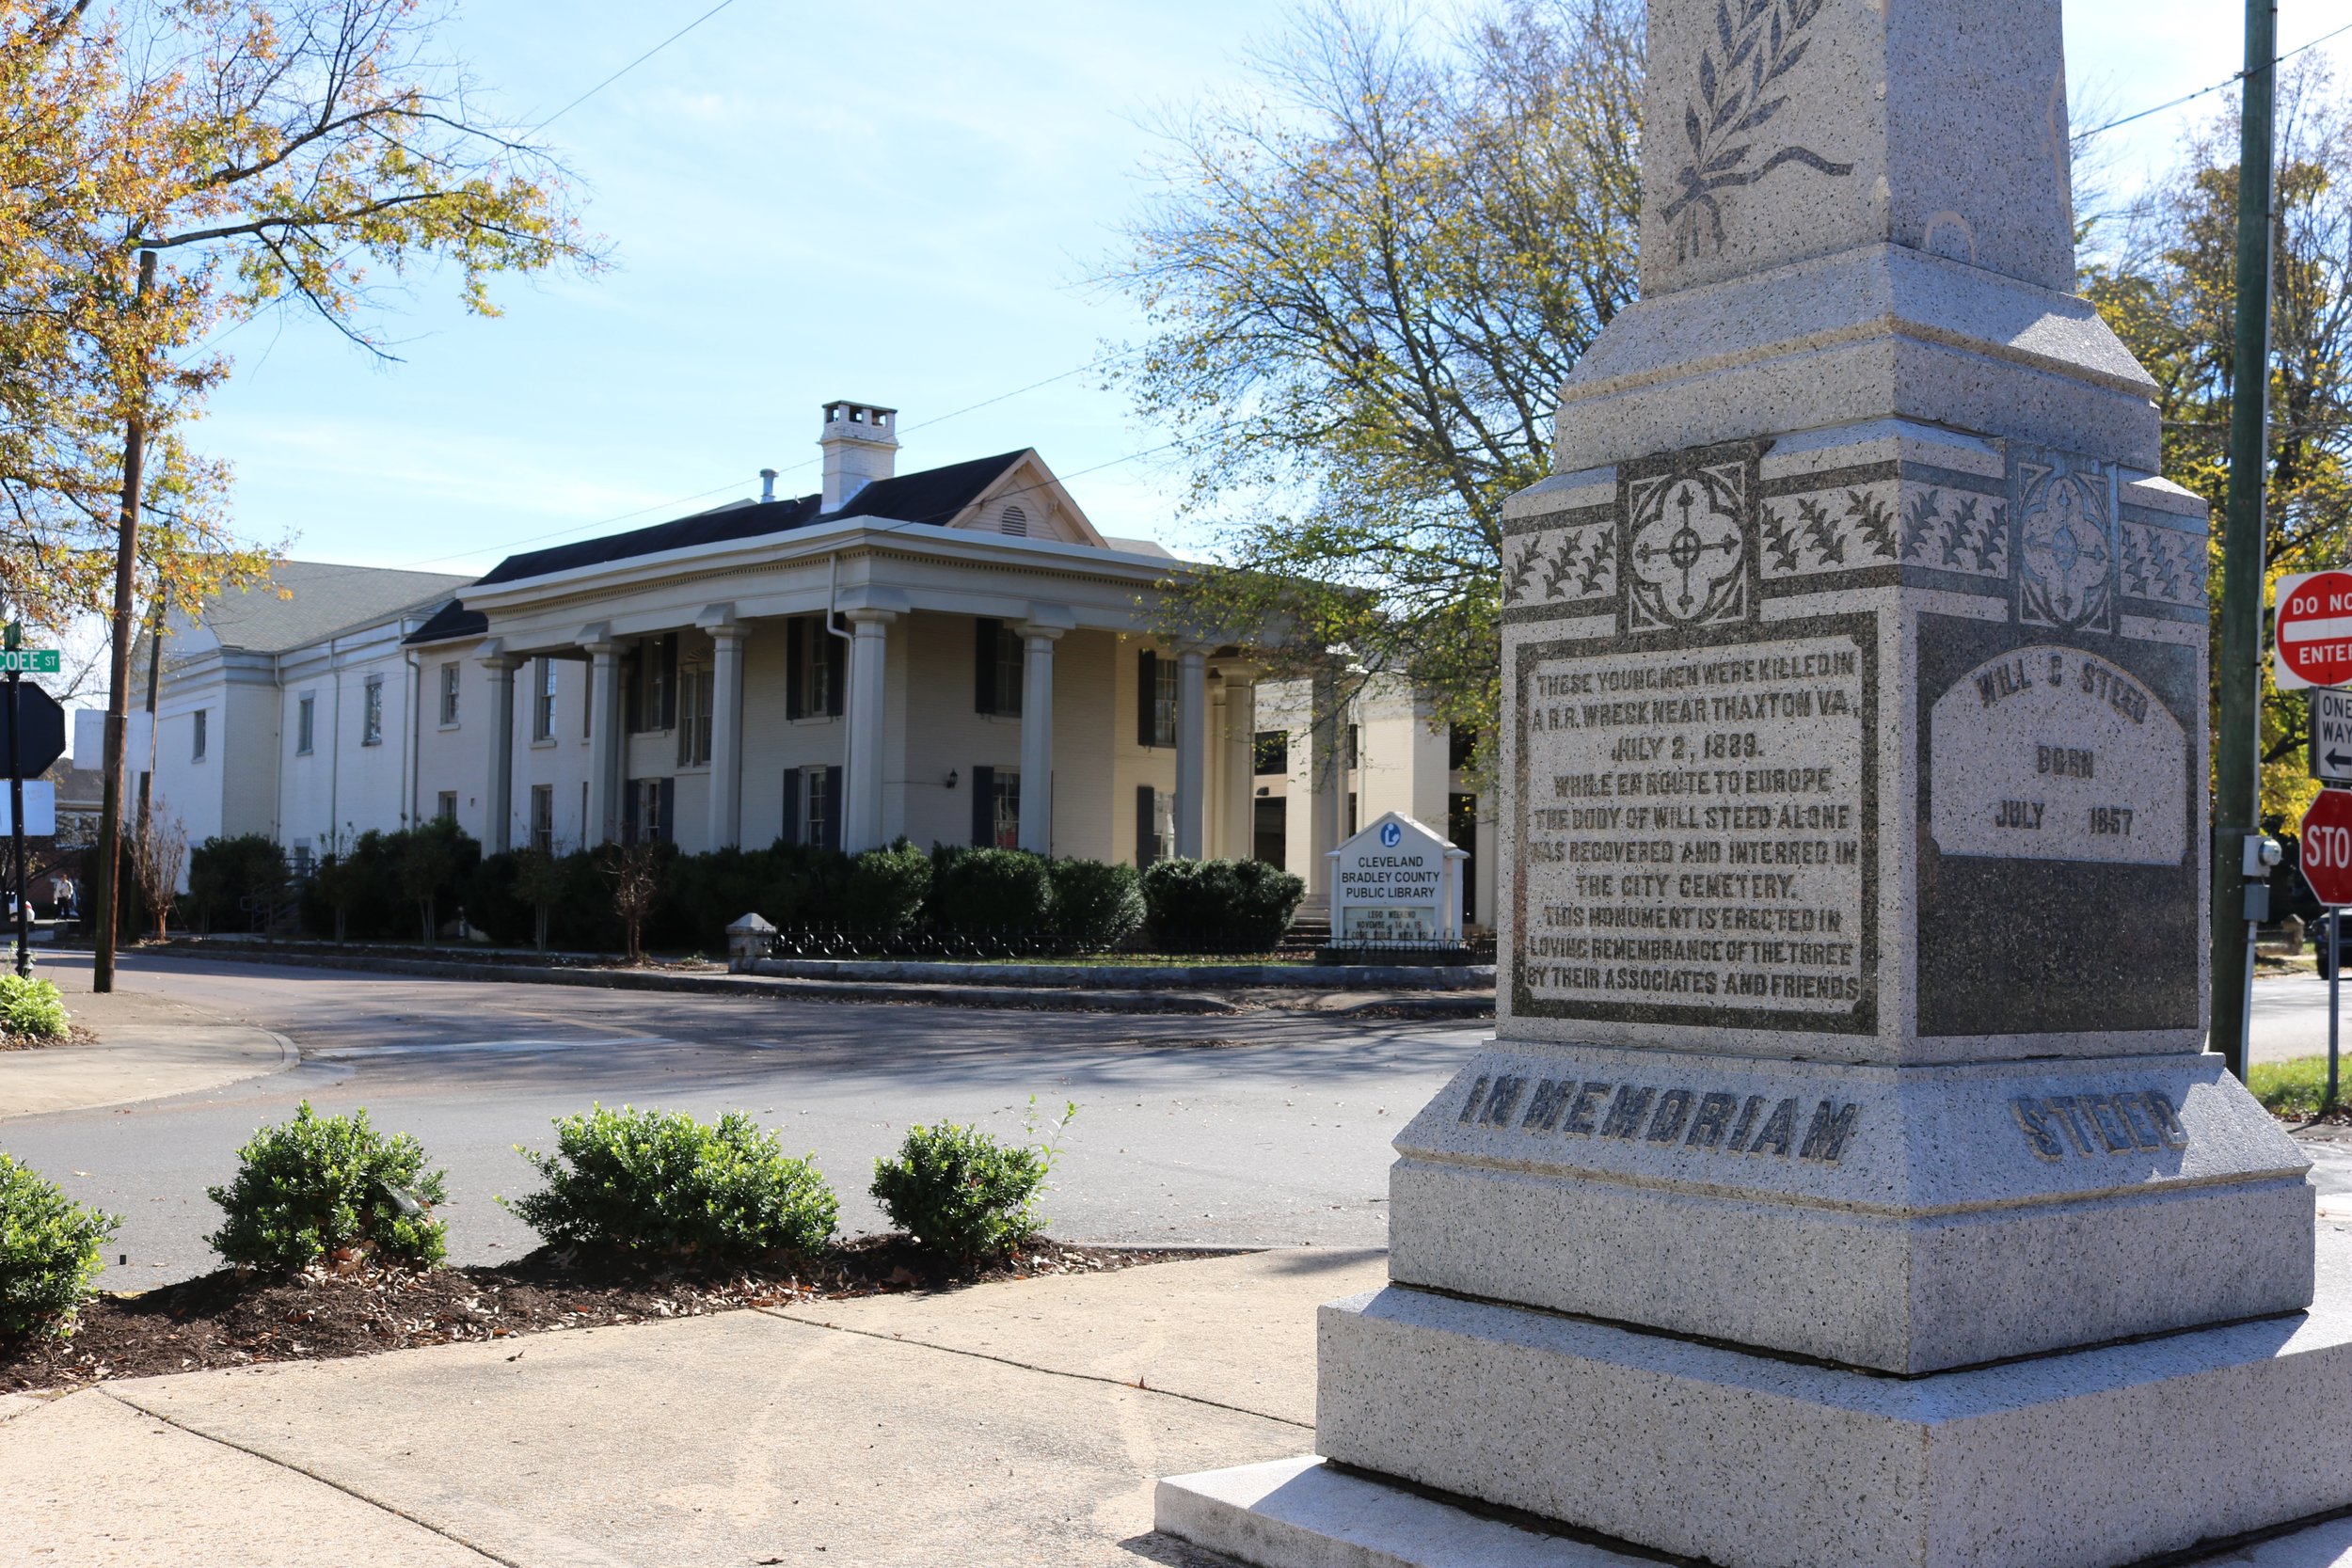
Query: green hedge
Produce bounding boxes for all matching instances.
[184,833,288,933]
[1141,859,1306,951]
[927,847,1053,934]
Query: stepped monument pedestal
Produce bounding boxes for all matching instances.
[1155,1,2352,1564]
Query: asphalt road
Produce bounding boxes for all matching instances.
[12,952,1484,1290]
[2254,971,2352,1066]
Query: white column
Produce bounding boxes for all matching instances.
[1017,626,1061,855]
[1174,647,1208,859]
[706,622,746,850]
[1219,665,1257,860]
[584,641,623,846]
[843,610,894,852]
[478,651,519,853]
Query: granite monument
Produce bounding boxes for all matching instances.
[1157,2,2352,1563]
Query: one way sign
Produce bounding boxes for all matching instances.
[2314,689,2352,784]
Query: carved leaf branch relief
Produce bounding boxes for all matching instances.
[1662,0,1854,261]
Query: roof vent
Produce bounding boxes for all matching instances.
[818,401,899,512]
[759,467,778,504]
[1000,503,1028,537]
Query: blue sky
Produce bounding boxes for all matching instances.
[183,0,2352,581]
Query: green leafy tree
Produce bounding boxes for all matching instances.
[1106,0,1642,763]
[2083,60,2352,824]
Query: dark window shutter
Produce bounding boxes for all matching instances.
[780,769,802,846]
[1136,651,1156,747]
[825,621,846,716]
[658,777,675,845]
[1136,784,1156,867]
[971,766,994,847]
[786,618,806,721]
[660,635,679,730]
[824,766,843,849]
[975,618,998,714]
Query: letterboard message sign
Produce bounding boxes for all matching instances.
[1513,616,1877,1033]
[1330,813,1465,944]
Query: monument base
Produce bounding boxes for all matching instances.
[1157,1228,2352,1568]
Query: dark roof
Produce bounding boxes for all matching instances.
[473,451,1027,589]
[404,597,489,646]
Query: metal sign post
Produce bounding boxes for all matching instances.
[5,622,24,979]
[2332,909,2343,1115]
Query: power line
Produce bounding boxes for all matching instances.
[2080,19,2352,139]
[528,0,745,133]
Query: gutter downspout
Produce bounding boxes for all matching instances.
[404,643,421,827]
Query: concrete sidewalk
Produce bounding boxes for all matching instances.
[0,1248,1382,1568]
[0,988,294,1120]
[8,1244,2352,1567]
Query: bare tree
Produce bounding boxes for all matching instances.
[129,811,186,941]
[598,841,661,965]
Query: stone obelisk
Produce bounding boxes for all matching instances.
[1159,2,2352,1564]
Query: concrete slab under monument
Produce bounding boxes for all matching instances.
[1154,0,2350,1561]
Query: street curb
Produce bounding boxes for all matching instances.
[133,945,1251,1014]
[132,944,1498,1018]
[744,958,1495,990]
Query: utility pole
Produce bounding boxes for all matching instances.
[92,248,155,995]
[7,621,25,980]
[2213,0,2279,1082]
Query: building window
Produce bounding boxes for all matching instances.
[292,839,314,880]
[439,662,461,727]
[1137,650,1177,748]
[361,676,384,746]
[975,618,1024,717]
[437,790,457,822]
[1448,723,1477,771]
[1254,729,1289,775]
[677,663,713,767]
[1342,722,1359,772]
[533,657,556,741]
[633,633,677,733]
[624,778,672,846]
[530,785,555,854]
[970,768,1020,848]
[296,694,315,755]
[784,765,838,850]
[1449,790,1479,920]
[787,617,843,720]
[1135,784,1172,867]
[191,708,208,761]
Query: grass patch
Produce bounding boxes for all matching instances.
[2250,1055,2347,1118]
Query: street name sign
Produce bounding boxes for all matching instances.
[2276,569,2352,689]
[0,651,59,674]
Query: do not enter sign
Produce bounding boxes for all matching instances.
[2276,569,2352,689]
[2304,789,2352,907]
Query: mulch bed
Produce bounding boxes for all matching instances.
[0,1023,95,1051]
[1,1237,1216,1393]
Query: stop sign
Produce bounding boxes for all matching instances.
[2304,789,2352,907]
[2275,569,2352,689]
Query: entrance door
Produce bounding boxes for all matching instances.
[1449,791,1479,921]
[1253,797,1287,868]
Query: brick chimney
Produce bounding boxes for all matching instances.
[818,401,898,511]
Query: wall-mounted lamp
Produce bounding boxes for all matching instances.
[945,769,959,790]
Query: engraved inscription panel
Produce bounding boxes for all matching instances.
[1930,645,2188,866]
[1457,1071,1862,1165]
[1518,626,1871,1026]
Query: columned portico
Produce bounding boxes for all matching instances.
[1216,660,1257,861]
[1173,647,1208,859]
[477,644,520,853]
[583,633,624,847]
[843,608,895,852]
[702,609,746,851]
[1016,622,1064,854]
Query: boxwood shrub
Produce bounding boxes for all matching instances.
[505,1105,837,1261]
[1141,858,1306,952]
[845,842,932,933]
[0,974,70,1042]
[1047,858,1145,950]
[870,1108,1071,1260]
[927,847,1053,934]
[0,1155,119,1336]
[207,1102,450,1272]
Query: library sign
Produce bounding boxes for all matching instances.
[1328,812,1470,945]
